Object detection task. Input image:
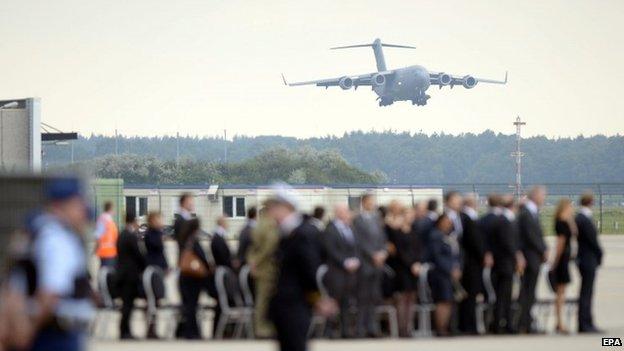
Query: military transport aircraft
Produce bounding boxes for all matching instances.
[282,38,507,107]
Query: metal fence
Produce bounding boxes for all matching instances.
[103,182,624,235]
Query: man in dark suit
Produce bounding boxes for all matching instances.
[479,194,500,270]
[323,203,360,338]
[488,195,524,334]
[267,186,336,351]
[237,206,257,267]
[173,192,195,250]
[352,193,387,337]
[115,213,147,339]
[415,198,439,258]
[211,216,233,268]
[210,216,233,336]
[517,186,548,333]
[458,195,486,334]
[575,192,604,333]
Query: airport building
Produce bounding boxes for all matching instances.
[0,98,41,172]
[123,184,443,234]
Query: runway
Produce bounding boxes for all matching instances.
[91,333,618,351]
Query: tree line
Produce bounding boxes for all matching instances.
[44,131,624,184]
[59,147,382,185]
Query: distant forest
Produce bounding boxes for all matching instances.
[43,131,624,184]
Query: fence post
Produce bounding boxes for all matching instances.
[598,184,603,234]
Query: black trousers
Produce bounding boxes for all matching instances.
[179,276,204,339]
[458,293,478,334]
[578,263,597,331]
[492,269,513,333]
[270,302,311,351]
[518,265,539,332]
[119,278,139,337]
[458,265,481,334]
[357,270,382,336]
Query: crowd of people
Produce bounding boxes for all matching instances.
[0,180,606,351]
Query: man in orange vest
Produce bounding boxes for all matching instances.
[94,201,119,267]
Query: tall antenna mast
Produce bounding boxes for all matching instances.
[511,116,526,200]
[176,131,180,167]
[114,128,119,155]
[224,129,228,164]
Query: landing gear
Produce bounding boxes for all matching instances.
[412,91,430,106]
[378,97,394,107]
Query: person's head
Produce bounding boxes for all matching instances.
[580,191,594,208]
[333,203,352,224]
[413,201,427,220]
[463,193,477,210]
[147,211,163,230]
[179,192,195,212]
[501,194,515,210]
[435,213,453,234]
[361,193,376,212]
[216,215,228,230]
[528,186,547,207]
[312,206,325,221]
[444,191,462,212]
[125,212,138,231]
[555,198,574,222]
[45,177,89,233]
[267,184,299,224]
[386,200,405,217]
[426,198,438,213]
[247,206,257,220]
[103,201,114,214]
[271,202,295,224]
[487,193,502,208]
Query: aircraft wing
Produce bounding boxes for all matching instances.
[430,71,507,88]
[282,71,394,88]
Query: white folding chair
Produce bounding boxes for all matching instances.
[213,266,253,339]
[476,267,497,334]
[308,264,329,338]
[414,263,435,337]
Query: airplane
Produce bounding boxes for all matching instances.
[282,38,507,107]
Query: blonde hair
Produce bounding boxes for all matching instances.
[147,211,162,228]
[554,198,578,236]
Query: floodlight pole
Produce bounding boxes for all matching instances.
[511,116,526,200]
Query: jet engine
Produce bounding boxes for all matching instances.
[338,76,354,90]
[371,73,386,87]
[462,75,477,89]
[438,73,452,86]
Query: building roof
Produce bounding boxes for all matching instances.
[124,183,443,190]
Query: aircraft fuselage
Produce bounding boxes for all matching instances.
[373,65,431,106]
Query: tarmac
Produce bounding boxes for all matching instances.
[90,235,624,351]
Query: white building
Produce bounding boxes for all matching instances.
[124,184,443,235]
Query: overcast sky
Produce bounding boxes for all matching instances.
[1,0,623,139]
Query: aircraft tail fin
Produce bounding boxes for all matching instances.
[330,38,415,72]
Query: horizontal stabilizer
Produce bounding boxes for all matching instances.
[330,42,415,50]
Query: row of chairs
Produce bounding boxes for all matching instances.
[93,264,255,339]
[93,262,577,339]
[311,263,577,337]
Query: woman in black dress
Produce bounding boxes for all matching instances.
[551,198,577,333]
[426,213,461,336]
[385,200,421,337]
[145,211,169,271]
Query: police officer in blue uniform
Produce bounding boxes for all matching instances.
[26,177,94,351]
